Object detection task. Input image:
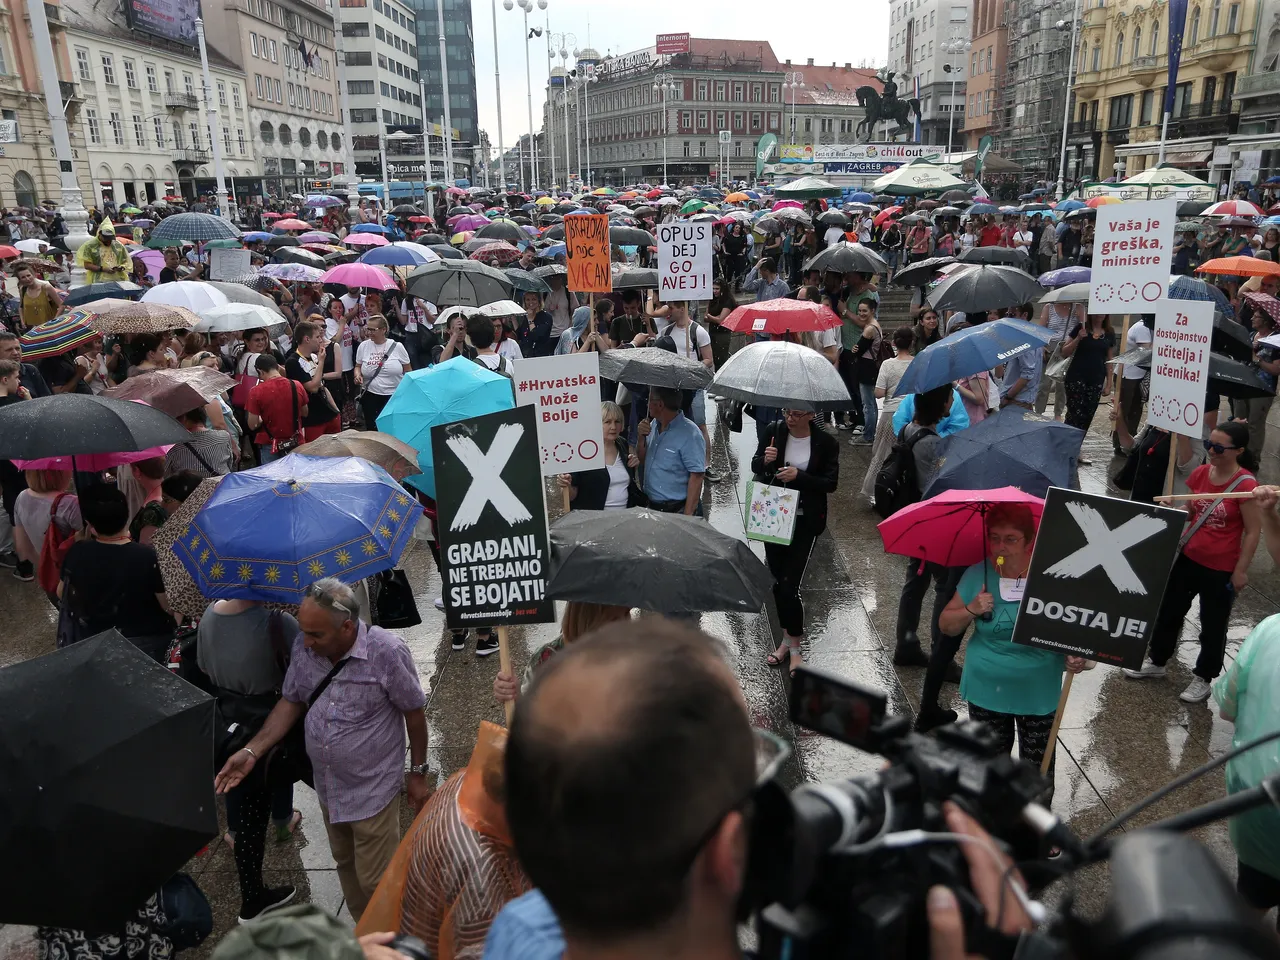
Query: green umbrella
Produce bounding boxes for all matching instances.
[203,238,244,248]
[143,236,186,248]
[680,199,708,214]
[774,175,844,200]
[121,206,143,215]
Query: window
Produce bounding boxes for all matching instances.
[305,87,312,109]
[299,127,310,147]
[189,120,199,147]
[184,73,194,96]
[1203,75,1218,108]
[260,120,274,143]
[820,117,832,133]
[223,128,232,153]
[102,54,115,84]
[76,47,91,80]
[1210,0,1220,36]
[1091,42,1101,71]
[251,33,260,56]
[86,107,100,143]
[123,59,137,88]
[279,124,292,144]
[376,25,385,40]
[109,111,123,144]
[1115,31,1125,66]
[1150,20,1160,54]
[348,80,375,94]
[698,140,706,156]
[733,81,743,101]
[696,110,708,129]
[273,79,281,101]
[1189,6,1200,44]
[1173,80,1193,116]
[232,85,241,108]
[1222,71,1236,106]
[380,81,390,97]
[13,171,35,210]
[986,47,992,71]
[269,40,277,62]
[145,64,158,92]
[1228,2,1239,32]
[1108,93,1132,129]
[1133,27,1141,60]
[255,74,264,98]
[682,140,690,157]
[1140,88,1154,124]
[238,128,246,153]
[217,80,226,105]
[133,114,144,146]
[153,116,165,146]
[751,111,762,130]
[288,82,296,105]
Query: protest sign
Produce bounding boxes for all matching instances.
[564,213,612,293]
[1087,198,1176,314]
[1011,487,1183,669]
[657,221,713,300]
[431,404,556,629]
[512,353,606,476]
[208,247,251,281]
[1146,299,1213,438]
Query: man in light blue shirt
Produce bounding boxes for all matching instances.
[637,386,705,515]
[740,256,790,304]
[999,342,1042,408]
[483,890,564,960]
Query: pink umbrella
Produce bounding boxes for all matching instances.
[772,200,804,210]
[130,248,165,282]
[449,214,491,232]
[446,186,467,196]
[13,444,175,471]
[320,262,398,290]
[296,231,338,244]
[876,487,1045,569]
[344,233,389,247]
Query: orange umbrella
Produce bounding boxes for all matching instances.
[725,192,750,203]
[1197,256,1280,277]
[1084,196,1122,208]
[0,245,19,259]
[273,218,312,230]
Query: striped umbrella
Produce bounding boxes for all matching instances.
[18,313,99,360]
[1169,274,1235,319]
[146,212,241,244]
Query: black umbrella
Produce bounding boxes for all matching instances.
[893,255,957,287]
[475,219,526,244]
[542,224,567,241]
[923,407,1083,499]
[939,189,970,204]
[1212,313,1254,363]
[504,267,551,295]
[406,258,514,307]
[274,247,327,267]
[1064,208,1096,222]
[447,206,473,218]
[598,347,713,389]
[265,235,300,250]
[927,264,1044,313]
[553,203,579,214]
[609,225,656,246]
[817,210,852,227]
[532,263,568,279]
[62,282,145,308]
[0,632,216,930]
[1129,349,1275,399]
[0,393,190,460]
[804,241,888,275]
[539,213,564,224]
[957,246,1030,267]
[547,510,773,615]
[390,203,421,216]
[1178,200,1212,217]
[613,267,660,290]
[428,244,466,260]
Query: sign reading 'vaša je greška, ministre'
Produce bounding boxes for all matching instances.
[1087,199,1175,314]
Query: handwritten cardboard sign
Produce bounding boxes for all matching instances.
[657,221,712,300]
[565,214,612,293]
[511,352,606,476]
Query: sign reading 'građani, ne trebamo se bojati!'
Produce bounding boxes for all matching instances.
[1087,199,1176,315]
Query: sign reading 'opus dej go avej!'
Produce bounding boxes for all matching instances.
[1087,199,1175,314]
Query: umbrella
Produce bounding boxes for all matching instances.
[546,509,773,615]
[204,239,243,250]
[17,313,99,361]
[12,443,175,473]
[273,218,313,231]
[417,233,448,245]
[152,477,223,618]
[226,273,284,296]
[191,302,283,334]
[358,243,440,268]
[1203,199,1264,217]
[147,212,241,244]
[1084,196,1122,208]
[474,219,527,244]
[6,257,59,277]
[305,195,345,208]
[469,241,523,266]
[265,236,301,251]
[926,264,1044,313]
[405,259,514,307]
[1129,348,1274,399]
[297,231,339,244]
[102,366,237,417]
[817,210,852,227]
[957,246,1030,267]
[774,176,844,200]
[541,224,568,241]
[1121,163,1211,189]
[610,226,656,246]
[241,231,273,242]
[532,263,568,279]
[939,190,971,203]
[1196,256,1280,278]
[320,262,397,290]
[877,487,1046,567]
[503,267,551,294]
[1244,291,1280,326]
[261,262,325,282]
[680,199,708,215]
[1170,274,1235,318]
[1038,281,1090,304]
[142,280,230,314]
[923,408,1084,499]
[345,233,390,248]
[0,632,216,931]
[0,245,18,259]
[80,299,203,335]
[428,244,466,260]
[1178,200,1212,216]
[205,281,283,314]
[14,238,49,254]
[967,203,1000,216]
[894,255,958,288]
[450,214,491,233]
[61,282,144,308]
[596,347,713,390]
[294,429,421,482]
[476,299,525,318]
[275,247,329,268]
[872,159,966,196]
[375,356,515,497]
[770,207,813,225]
[895,318,1055,396]
[175,454,422,602]
[0,393,189,461]
[1209,312,1256,363]
[390,203,421,216]
[720,298,841,335]
[803,241,888,275]
[1038,266,1091,288]
[707,341,851,413]
[130,248,166,282]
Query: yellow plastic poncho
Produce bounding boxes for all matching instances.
[76,218,130,282]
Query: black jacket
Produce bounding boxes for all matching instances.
[570,438,644,510]
[750,421,839,528]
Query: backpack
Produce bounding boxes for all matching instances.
[37,493,77,594]
[874,425,936,519]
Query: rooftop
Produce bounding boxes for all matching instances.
[61,0,241,71]
[779,60,880,105]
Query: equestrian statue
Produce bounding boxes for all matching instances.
[855,69,922,142]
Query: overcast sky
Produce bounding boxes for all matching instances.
[464,2,890,151]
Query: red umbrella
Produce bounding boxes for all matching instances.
[0,245,19,259]
[408,216,432,223]
[876,486,1045,569]
[720,299,842,335]
[645,188,664,199]
[873,206,903,227]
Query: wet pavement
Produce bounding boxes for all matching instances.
[3,393,1278,954]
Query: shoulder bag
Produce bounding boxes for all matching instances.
[1177,473,1251,552]
[265,656,351,789]
[270,378,304,455]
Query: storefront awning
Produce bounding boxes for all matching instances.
[1164,149,1213,165]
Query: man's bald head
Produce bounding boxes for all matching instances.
[505,619,755,941]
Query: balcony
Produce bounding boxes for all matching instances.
[1106,126,1130,145]
[163,92,198,111]
[1184,32,1248,71]
[1069,118,1098,137]
[59,79,77,101]
[172,147,210,164]
[1131,54,1162,86]
[1236,71,1280,100]
[1164,102,1237,140]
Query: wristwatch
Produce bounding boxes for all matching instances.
[408,761,430,777]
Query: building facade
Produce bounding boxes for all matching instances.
[963,0,1006,151]
[200,0,344,201]
[1067,0,1255,185]
[994,0,1075,175]
[60,0,253,207]
[1223,0,1280,185]
[0,0,94,211]
[888,0,970,146]
[410,0,477,152]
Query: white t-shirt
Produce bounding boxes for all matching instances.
[236,351,267,377]
[817,325,841,352]
[662,321,711,361]
[475,352,504,371]
[960,232,978,251]
[497,338,523,362]
[857,218,873,243]
[326,314,358,371]
[355,338,410,395]
[783,433,812,471]
[604,457,629,508]
[1122,322,1153,379]
[875,356,913,404]
[823,226,846,247]
[1012,230,1034,249]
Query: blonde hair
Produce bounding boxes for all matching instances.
[561,601,631,644]
[365,313,388,332]
[25,469,72,494]
[600,400,624,426]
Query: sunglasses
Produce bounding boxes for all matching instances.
[307,583,353,618]
[1203,439,1240,454]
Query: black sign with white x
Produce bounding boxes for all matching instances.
[432,405,556,629]
[1011,488,1184,668]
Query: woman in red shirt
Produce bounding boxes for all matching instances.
[1125,421,1261,702]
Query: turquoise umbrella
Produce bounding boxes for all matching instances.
[376,356,515,498]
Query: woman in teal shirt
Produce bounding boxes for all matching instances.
[938,502,1089,799]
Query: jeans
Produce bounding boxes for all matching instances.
[257,445,285,464]
[837,349,861,426]
[859,381,878,440]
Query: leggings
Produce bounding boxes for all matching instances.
[1064,377,1104,432]
[763,522,822,637]
[225,765,271,908]
[967,703,1058,802]
[1147,553,1236,681]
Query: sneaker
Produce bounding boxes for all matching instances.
[705,467,724,483]
[238,885,297,923]
[433,596,445,611]
[850,436,873,446]
[1179,676,1213,703]
[475,633,500,657]
[13,560,33,583]
[450,630,469,651]
[0,551,16,569]
[837,421,854,431]
[1121,660,1167,680]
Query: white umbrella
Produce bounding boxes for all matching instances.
[708,341,851,412]
[142,281,230,314]
[476,299,524,317]
[14,239,49,254]
[872,158,967,196]
[387,241,441,263]
[191,303,283,333]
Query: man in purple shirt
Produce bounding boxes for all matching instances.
[215,578,430,922]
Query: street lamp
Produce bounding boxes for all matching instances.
[569,65,597,187]
[552,34,577,183]
[941,37,970,162]
[432,0,454,183]
[652,72,680,187]
[784,71,804,149]
[508,0,546,192]
[1055,0,1082,199]
[491,0,508,190]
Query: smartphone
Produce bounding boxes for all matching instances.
[789,666,887,752]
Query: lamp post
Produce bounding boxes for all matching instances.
[653,72,679,187]
[784,71,804,151]
[941,37,970,162]
[433,0,454,183]
[552,34,576,184]
[544,17,554,189]
[491,0,507,191]
[1054,0,1082,199]
[508,0,546,191]
[327,0,361,220]
[573,65,596,187]
[194,20,233,221]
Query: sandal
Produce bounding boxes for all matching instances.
[788,649,806,678]
[766,649,789,668]
[274,810,302,843]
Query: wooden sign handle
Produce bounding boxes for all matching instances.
[497,625,514,725]
[1041,672,1074,775]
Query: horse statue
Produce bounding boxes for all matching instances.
[855,71,921,142]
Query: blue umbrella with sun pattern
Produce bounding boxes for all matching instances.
[173,454,421,602]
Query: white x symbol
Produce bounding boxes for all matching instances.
[1042,502,1168,595]
[446,423,532,532]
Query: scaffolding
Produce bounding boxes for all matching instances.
[996,0,1074,177]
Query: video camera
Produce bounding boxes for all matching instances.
[744,666,1280,960]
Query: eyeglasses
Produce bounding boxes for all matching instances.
[783,409,812,418]
[306,583,353,618]
[986,533,1026,547]
[1203,440,1240,454]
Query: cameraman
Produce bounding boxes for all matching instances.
[495,619,1034,960]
